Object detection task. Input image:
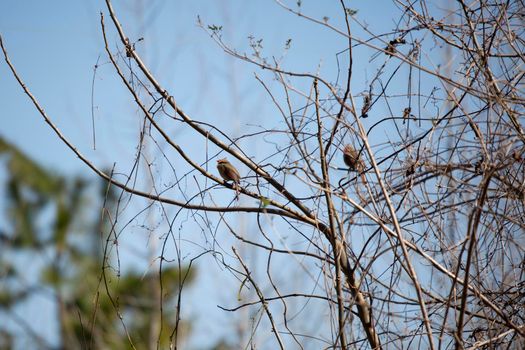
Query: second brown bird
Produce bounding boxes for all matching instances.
[343,144,365,172]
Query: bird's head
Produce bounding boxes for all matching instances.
[344,145,354,153]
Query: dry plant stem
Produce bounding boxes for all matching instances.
[458,0,525,145]
[465,325,525,350]
[272,0,523,105]
[350,106,436,349]
[232,247,285,349]
[314,80,348,349]
[219,293,333,312]
[338,14,489,342]
[455,169,494,349]
[343,194,525,337]
[398,1,521,59]
[322,0,354,158]
[98,168,139,350]
[254,73,321,183]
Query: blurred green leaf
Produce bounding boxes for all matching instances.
[41,266,61,287]
[0,137,195,348]
[260,196,271,208]
[0,137,61,196]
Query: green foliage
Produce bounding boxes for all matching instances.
[40,265,62,287]
[0,290,14,308]
[1,138,60,249]
[0,138,61,197]
[0,137,194,349]
[259,195,271,208]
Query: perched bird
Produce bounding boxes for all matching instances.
[343,144,365,172]
[217,158,241,199]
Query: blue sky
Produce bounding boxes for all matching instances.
[0,1,405,348]
[1,0,399,177]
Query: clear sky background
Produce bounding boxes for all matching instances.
[0,1,403,348]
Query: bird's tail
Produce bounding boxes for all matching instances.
[234,183,240,201]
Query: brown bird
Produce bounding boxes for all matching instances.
[343,144,365,172]
[217,158,241,199]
